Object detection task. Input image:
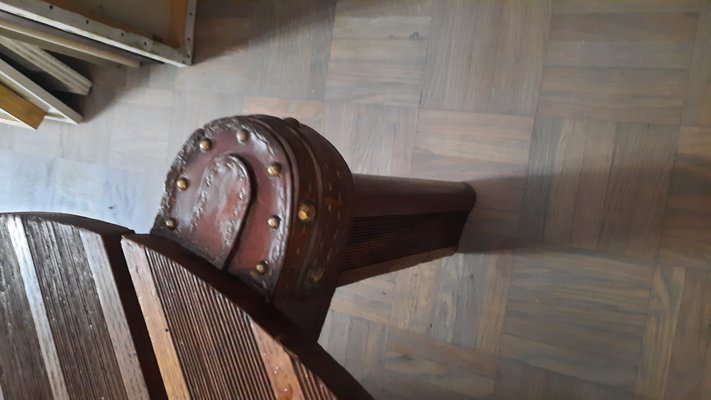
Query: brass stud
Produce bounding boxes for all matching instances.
[176,177,189,191]
[267,163,282,177]
[309,266,325,283]
[164,218,177,230]
[198,138,212,151]
[297,203,316,223]
[267,216,281,229]
[255,261,268,275]
[237,129,250,143]
[283,117,300,128]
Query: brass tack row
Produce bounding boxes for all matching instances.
[298,203,316,222]
[194,127,315,285]
[255,261,268,275]
[198,138,212,151]
[164,217,176,230]
[237,128,250,143]
[267,216,280,229]
[267,162,281,177]
[283,117,300,128]
[309,266,325,284]
[176,177,189,191]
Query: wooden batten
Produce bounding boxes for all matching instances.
[0,214,165,399]
[0,0,196,66]
[0,10,141,67]
[0,57,81,125]
[121,234,374,400]
[0,36,92,95]
[0,82,45,128]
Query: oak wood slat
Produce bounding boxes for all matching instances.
[326,2,429,107]
[496,358,649,400]
[635,266,686,397]
[683,1,711,126]
[502,249,655,390]
[0,215,57,400]
[422,0,550,115]
[122,234,373,400]
[660,126,711,269]
[0,213,164,400]
[246,0,334,100]
[661,269,711,400]
[0,81,45,128]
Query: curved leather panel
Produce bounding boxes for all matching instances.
[169,154,252,266]
[153,115,353,300]
[154,116,292,293]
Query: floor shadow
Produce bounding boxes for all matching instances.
[457,164,684,260]
[51,0,337,122]
[191,0,336,65]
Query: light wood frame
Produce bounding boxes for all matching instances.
[0,36,91,95]
[0,57,81,127]
[0,0,196,66]
[0,10,142,67]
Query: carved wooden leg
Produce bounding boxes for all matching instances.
[339,174,475,286]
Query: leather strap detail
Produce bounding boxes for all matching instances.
[152,115,353,301]
[170,153,252,266]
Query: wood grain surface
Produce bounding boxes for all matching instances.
[122,234,372,400]
[1,0,710,398]
[0,214,164,400]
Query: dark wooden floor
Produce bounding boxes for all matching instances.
[1,0,710,399]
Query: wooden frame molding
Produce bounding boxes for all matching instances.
[0,81,46,128]
[0,57,81,126]
[0,0,196,66]
[0,36,92,95]
[0,10,141,67]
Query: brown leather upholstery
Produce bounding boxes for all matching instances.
[153,116,353,300]
[151,115,475,337]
